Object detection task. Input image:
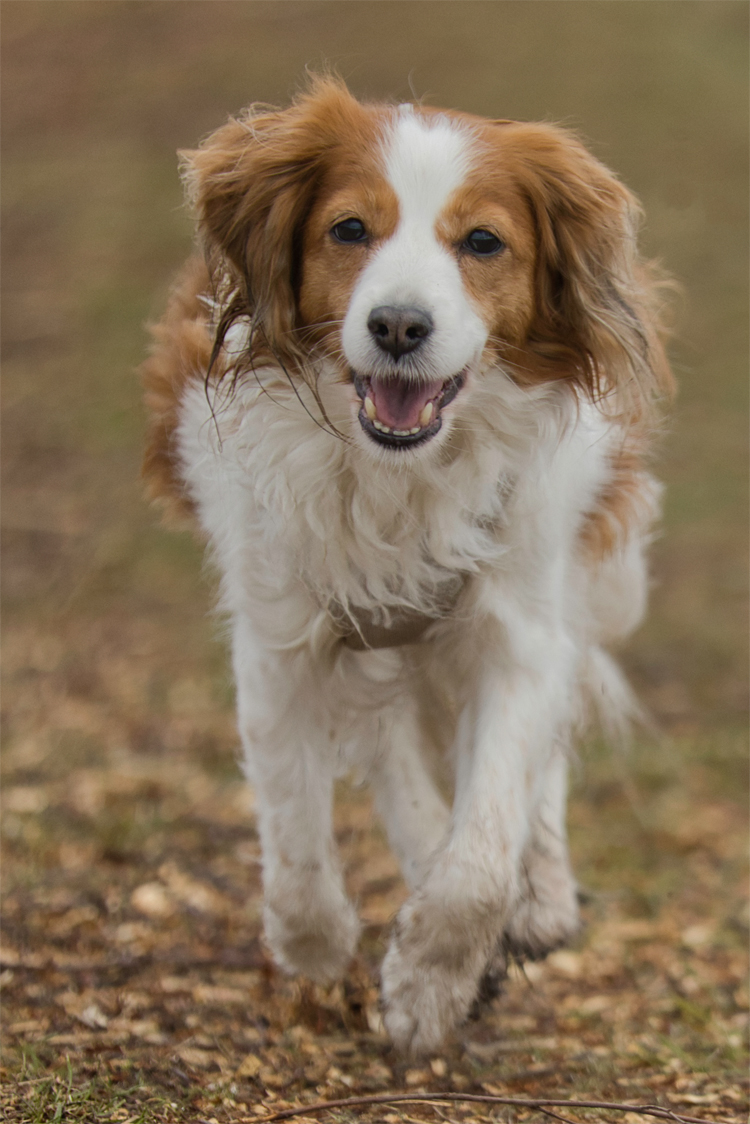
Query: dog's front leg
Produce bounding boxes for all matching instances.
[233,619,359,982]
[381,624,576,1053]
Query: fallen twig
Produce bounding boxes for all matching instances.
[258,1091,729,1124]
[535,1106,583,1124]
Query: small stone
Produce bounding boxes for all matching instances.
[236,1053,262,1079]
[130,882,174,918]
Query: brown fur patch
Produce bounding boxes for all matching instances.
[578,437,656,562]
[436,175,537,352]
[181,78,390,378]
[298,174,399,359]
[452,120,674,424]
[141,257,214,525]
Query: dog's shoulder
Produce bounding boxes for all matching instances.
[141,256,214,525]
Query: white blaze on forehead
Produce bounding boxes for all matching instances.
[340,107,487,386]
[384,109,475,226]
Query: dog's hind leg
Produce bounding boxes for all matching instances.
[233,618,360,983]
[369,701,451,890]
[471,748,579,1017]
[503,747,580,961]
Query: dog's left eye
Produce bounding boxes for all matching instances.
[463,229,505,256]
[331,218,368,243]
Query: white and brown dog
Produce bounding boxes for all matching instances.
[142,78,673,1053]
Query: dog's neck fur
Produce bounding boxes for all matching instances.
[330,571,469,649]
[179,358,604,662]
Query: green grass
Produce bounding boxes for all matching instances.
[14,1058,187,1124]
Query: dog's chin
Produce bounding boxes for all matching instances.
[351,370,466,451]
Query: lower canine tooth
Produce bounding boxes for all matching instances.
[364,395,376,420]
[419,402,434,427]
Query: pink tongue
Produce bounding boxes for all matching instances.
[369,376,443,429]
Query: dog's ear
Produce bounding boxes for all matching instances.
[180,77,368,367]
[505,124,674,418]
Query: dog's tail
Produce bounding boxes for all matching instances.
[580,645,652,748]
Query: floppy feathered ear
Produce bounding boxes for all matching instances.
[181,77,368,372]
[505,123,673,419]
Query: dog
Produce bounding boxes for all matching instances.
[142,77,673,1054]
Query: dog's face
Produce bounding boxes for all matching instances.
[298,108,539,453]
[184,79,669,454]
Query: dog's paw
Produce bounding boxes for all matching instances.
[381,895,495,1054]
[503,848,580,961]
[381,945,484,1055]
[264,894,360,983]
[468,941,509,1019]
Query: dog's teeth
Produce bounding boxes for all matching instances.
[373,420,393,433]
[409,427,420,435]
[419,402,434,427]
[364,395,376,420]
[393,429,410,436]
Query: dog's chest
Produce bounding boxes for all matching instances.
[284,461,517,646]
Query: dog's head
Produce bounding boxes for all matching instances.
[183,77,671,455]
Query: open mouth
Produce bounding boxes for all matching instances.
[352,371,465,449]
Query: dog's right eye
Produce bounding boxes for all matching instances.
[331,218,368,243]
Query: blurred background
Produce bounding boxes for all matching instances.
[2,2,747,1118]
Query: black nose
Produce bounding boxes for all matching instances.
[367,305,433,360]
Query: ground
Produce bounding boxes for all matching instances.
[1,3,747,1123]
